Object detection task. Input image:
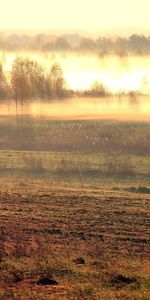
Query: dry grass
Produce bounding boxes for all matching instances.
[0,187,149,299]
[0,118,149,299]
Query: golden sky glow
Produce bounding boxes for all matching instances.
[0,0,149,32]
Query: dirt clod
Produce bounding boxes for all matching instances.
[37,277,58,286]
[73,257,85,265]
[110,274,140,289]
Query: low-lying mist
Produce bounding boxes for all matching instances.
[1,96,150,121]
[1,50,150,93]
[1,49,150,122]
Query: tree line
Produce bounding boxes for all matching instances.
[0,57,140,106]
[0,57,67,104]
[0,57,110,105]
[1,33,150,55]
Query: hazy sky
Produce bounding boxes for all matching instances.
[0,0,149,33]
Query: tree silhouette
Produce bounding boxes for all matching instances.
[11,57,45,111]
[0,64,8,100]
[48,63,66,98]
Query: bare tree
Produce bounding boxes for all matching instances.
[47,63,66,98]
[0,64,8,100]
[11,57,45,112]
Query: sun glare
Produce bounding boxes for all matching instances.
[1,51,150,94]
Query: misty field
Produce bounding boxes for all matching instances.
[0,116,149,299]
[2,50,150,93]
[0,116,150,188]
[1,0,150,298]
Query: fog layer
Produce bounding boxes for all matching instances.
[1,51,150,93]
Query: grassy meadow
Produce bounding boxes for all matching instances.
[0,116,150,188]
